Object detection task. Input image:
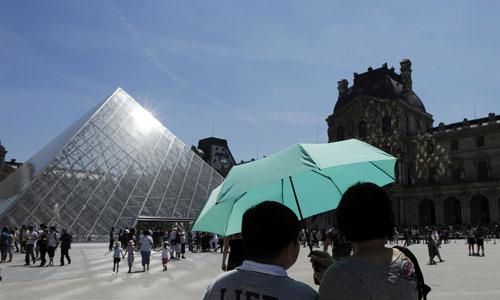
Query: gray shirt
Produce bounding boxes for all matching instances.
[203,260,318,300]
[319,252,418,300]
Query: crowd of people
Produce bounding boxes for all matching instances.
[107,226,189,273]
[1,181,498,298]
[203,182,499,300]
[0,224,73,281]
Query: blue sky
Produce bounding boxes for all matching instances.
[1,1,499,162]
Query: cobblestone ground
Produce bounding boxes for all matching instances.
[0,240,498,299]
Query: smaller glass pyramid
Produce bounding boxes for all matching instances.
[0,88,223,240]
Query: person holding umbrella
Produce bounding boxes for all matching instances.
[311,183,427,300]
[203,201,318,300]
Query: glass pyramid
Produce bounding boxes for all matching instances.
[0,88,223,240]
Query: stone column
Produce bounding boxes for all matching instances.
[489,197,499,223]
[461,197,471,225]
[435,198,444,225]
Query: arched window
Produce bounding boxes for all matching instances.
[336,126,345,141]
[358,120,367,138]
[443,197,462,225]
[382,116,391,134]
[419,198,436,225]
[470,195,490,224]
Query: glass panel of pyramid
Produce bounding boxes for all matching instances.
[0,88,223,241]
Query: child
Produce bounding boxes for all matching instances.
[112,241,124,273]
[123,240,135,273]
[161,241,170,271]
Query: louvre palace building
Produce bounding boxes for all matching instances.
[326,59,500,227]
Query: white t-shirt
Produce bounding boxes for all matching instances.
[139,235,153,252]
[47,232,58,247]
[25,230,38,246]
[162,247,171,259]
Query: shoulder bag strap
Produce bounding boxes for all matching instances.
[393,245,430,300]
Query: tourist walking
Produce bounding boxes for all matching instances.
[139,230,153,272]
[24,226,38,266]
[59,229,72,266]
[467,226,476,256]
[112,241,124,273]
[178,228,186,259]
[0,227,11,263]
[19,225,27,253]
[168,228,178,259]
[161,241,170,271]
[46,226,58,266]
[13,227,20,253]
[427,227,444,265]
[109,227,115,251]
[209,233,219,251]
[475,223,485,256]
[38,225,48,267]
[123,240,135,273]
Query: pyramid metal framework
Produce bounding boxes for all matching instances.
[0,88,223,240]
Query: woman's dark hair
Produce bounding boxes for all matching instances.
[242,201,300,262]
[337,182,394,242]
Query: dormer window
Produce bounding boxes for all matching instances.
[476,136,485,147]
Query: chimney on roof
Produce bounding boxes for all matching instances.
[400,59,412,91]
[337,79,348,97]
[368,66,373,72]
[488,112,496,120]
[382,63,388,68]
[0,144,6,168]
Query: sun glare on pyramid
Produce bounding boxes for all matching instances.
[131,107,157,134]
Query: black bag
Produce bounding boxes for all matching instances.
[393,246,431,300]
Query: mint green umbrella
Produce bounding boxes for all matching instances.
[192,139,396,238]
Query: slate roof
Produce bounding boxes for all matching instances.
[333,65,426,113]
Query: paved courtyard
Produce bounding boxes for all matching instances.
[0,240,498,299]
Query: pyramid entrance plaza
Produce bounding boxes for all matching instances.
[2,89,500,299]
[0,241,499,299]
[0,88,223,240]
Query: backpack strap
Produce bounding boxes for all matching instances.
[393,246,431,300]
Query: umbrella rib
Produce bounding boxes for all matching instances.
[311,169,343,196]
[222,192,247,236]
[289,176,312,253]
[369,161,396,181]
[281,178,284,205]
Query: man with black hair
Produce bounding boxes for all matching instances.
[24,225,38,266]
[475,223,485,256]
[310,183,420,300]
[203,201,318,300]
[38,224,48,267]
[109,227,115,251]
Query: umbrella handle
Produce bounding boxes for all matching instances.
[289,176,313,253]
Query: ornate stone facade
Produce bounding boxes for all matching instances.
[326,59,500,227]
